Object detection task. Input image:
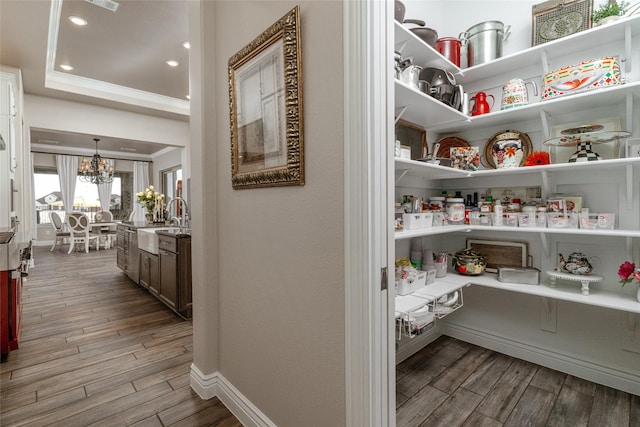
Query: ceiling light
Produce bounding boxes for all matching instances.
[69,16,88,26]
[60,64,74,71]
[38,139,59,144]
[166,60,179,67]
[182,41,190,49]
[185,95,190,100]
[78,138,114,184]
[120,147,137,152]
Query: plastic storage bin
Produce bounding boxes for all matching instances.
[492,212,518,227]
[547,212,579,228]
[534,211,547,227]
[469,211,492,226]
[395,270,427,295]
[402,212,433,230]
[579,212,615,230]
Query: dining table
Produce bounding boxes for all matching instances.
[90,221,119,249]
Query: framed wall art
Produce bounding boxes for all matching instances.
[228,6,303,189]
[532,0,593,46]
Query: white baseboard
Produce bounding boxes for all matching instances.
[441,322,640,396]
[190,364,277,427]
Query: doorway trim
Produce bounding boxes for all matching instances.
[344,1,394,426]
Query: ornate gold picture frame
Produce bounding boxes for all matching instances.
[228,6,304,189]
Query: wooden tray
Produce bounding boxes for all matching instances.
[466,239,528,273]
[435,136,469,159]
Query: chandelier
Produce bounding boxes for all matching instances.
[78,138,114,184]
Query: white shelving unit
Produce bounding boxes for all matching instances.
[395,14,640,82]
[394,15,640,319]
[433,272,640,314]
[394,14,640,133]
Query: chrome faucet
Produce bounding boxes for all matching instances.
[166,197,190,228]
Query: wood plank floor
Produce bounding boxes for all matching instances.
[5,246,638,426]
[1,245,240,427]
[396,336,640,427]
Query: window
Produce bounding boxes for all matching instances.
[34,168,123,224]
[161,166,183,219]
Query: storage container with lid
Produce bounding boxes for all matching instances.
[459,20,510,67]
[446,197,465,224]
[428,196,445,211]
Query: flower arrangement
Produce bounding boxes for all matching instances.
[618,261,640,287]
[136,185,165,216]
[524,151,551,166]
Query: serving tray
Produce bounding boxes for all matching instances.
[466,238,528,273]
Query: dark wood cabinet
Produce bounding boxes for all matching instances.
[139,249,159,293]
[116,224,139,284]
[158,233,191,319]
[116,225,191,319]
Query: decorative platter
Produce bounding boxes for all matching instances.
[482,130,532,169]
[543,130,631,146]
[435,136,469,159]
[560,124,604,135]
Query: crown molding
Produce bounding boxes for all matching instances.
[46,0,190,116]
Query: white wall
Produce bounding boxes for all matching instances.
[191,1,346,425]
[24,94,190,148]
[151,148,182,191]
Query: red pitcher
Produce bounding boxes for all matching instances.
[470,91,494,116]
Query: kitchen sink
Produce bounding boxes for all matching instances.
[137,227,183,254]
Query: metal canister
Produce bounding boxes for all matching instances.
[460,21,510,67]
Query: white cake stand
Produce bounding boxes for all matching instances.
[546,270,603,296]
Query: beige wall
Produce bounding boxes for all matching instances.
[191,1,346,425]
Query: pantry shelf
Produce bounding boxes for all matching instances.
[434,273,640,314]
[395,224,640,241]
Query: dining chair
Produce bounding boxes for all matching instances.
[95,210,116,249]
[67,211,100,254]
[49,211,71,252]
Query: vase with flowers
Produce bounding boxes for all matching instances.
[136,185,165,223]
[618,261,640,302]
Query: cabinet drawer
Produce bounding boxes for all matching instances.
[158,235,177,253]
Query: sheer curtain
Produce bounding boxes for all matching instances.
[133,161,150,222]
[56,155,79,218]
[97,159,115,211]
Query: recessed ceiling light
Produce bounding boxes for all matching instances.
[120,147,137,152]
[38,139,60,144]
[166,60,179,67]
[186,94,190,100]
[182,41,190,49]
[69,16,88,26]
[60,64,74,71]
